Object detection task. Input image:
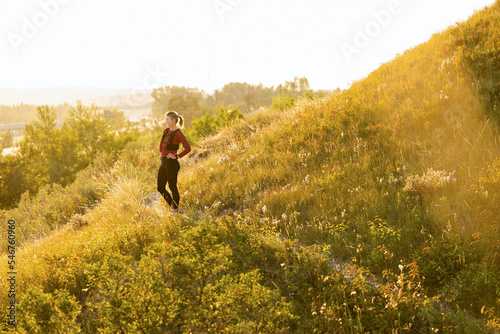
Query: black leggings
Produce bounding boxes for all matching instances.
[157,158,180,209]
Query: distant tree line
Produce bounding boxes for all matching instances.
[0,103,71,124]
[151,77,325,143]
[151,77,315,124]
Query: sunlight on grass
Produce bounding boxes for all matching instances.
[2,1,500,332]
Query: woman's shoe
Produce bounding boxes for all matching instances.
[171,209,182,217]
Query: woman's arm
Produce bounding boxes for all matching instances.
[177,132,191,158]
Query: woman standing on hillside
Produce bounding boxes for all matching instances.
[157,110,191,216]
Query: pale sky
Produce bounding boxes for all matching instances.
[0,0,496,99]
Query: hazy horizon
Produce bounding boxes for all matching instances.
[0,86,149,106]
[1,0,495,105]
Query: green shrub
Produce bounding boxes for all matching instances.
[17,286,81,334]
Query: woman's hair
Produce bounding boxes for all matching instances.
[165,110,184,129]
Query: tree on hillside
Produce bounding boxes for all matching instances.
[20,105,65,190]
[190,114,218,139]
[151,86,214,126]
[102,108,128,130]
[19,103,137,197]
[279,76,311,97]
[216,107,244,127]
[272,76,312,110]
[0,154,27,209]
[62,102,115,171]
[187,107,244,143]
[214,82,275,112]
[167,95,203,127]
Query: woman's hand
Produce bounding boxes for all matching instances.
[167,153,177,159]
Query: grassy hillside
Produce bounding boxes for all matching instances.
[2,1,500,332]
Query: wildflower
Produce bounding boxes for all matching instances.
[262,205,268,213]
[398,264,404,272]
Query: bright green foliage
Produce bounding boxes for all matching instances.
[158,223,293,332]
[62,102,118,169]
[189,113,218,139]
[17,286,81,334]
[216,106,244,127]
[20,105,64,189]
[69,220,294,333]
[6,102,137,208]
[187,106,244,143]
[271,76,312,111]
[0,151,114,250]
[84,253,179,333]
[271,94,296,111]
[0,201,491,333]
[0,154,27,209]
